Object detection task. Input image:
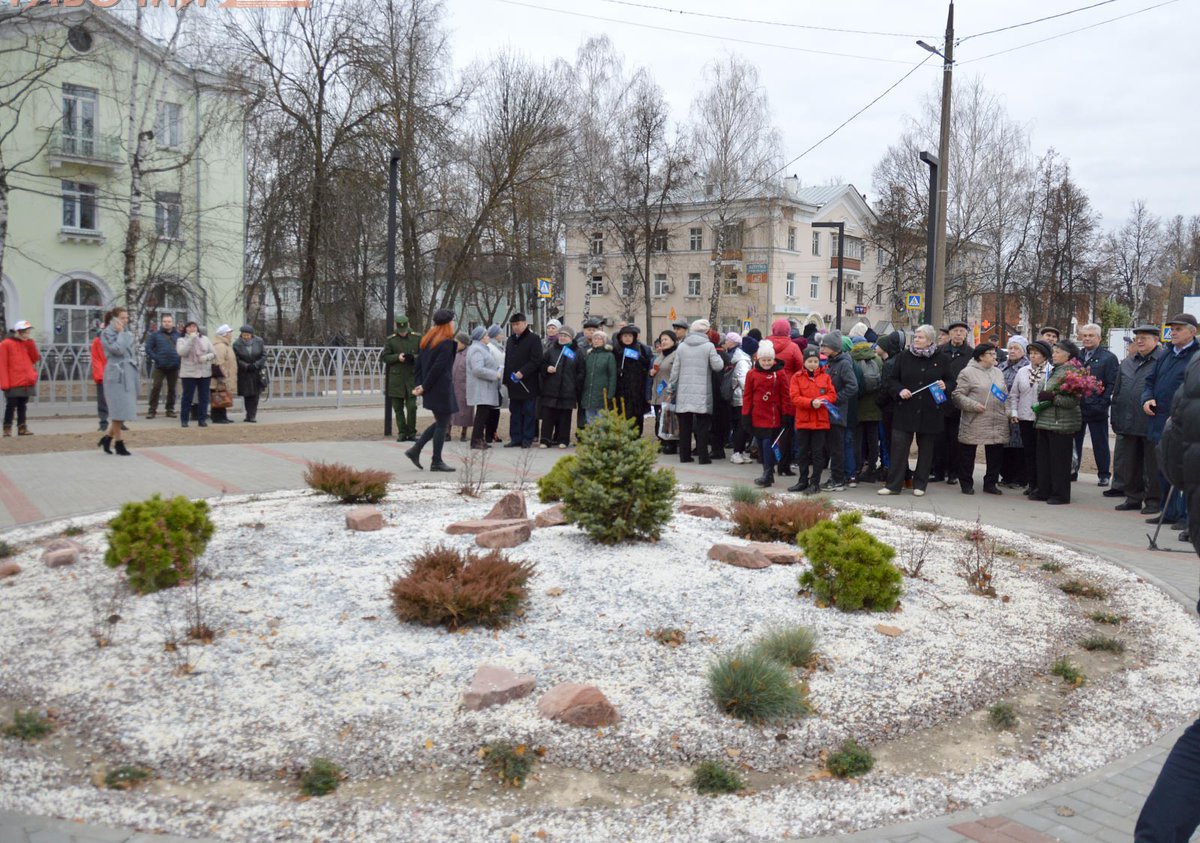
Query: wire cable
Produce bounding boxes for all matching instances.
[960,0,1122,42]
[595,0,934,39]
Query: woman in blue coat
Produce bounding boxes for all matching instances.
[404,309,459,473]
[99,307,138,456]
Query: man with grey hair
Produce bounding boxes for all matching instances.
[1073,323,1119,485]
[1110,325,1163,512]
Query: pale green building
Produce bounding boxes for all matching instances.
[0,5,245,346]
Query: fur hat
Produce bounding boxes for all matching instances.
[454,331,471,346]
[433,309,455,326]
[756,342,776,360]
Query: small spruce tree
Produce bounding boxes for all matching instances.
[561,408,676,544]
[105,495,214,594]
[798,511,901,612]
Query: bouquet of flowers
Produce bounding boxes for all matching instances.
[1032,360,1103,413]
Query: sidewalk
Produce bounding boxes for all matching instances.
[0,432,1196,842]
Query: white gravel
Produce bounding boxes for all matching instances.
[1,486,1198,842]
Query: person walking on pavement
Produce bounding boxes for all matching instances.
[465,326,502,450]
[503,313,541,448]
[381,315,420,441]
[1,319,39,436]
[405,309,458,472]
[99,308,137,455]
[932,320,972,484]
[820,329,858,491]
[666,319,724,465]
[952,343,1010,495]
[144,314,180,419]
[1109,325,1164,512]
[209,325,236,424]
[1073,323,1119,485]
[90,318,109,432]
[879,325,948,497]
[175,321,216,428]
[233,325,267,423]
[1141,313,1200,529]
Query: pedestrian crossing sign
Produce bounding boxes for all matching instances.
[905,293,923,310]
[742,319,752,334]
[537,278,553,298]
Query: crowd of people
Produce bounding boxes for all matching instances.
[387,309,1199,544]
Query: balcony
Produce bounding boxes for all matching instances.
[46,130,123,174]
[830,256,861,272]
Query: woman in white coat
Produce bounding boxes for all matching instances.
[466,326,502,449]
[1008,339,1051,496]
[176,322,216,428]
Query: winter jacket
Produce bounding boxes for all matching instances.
[90,335,106,383]
[1033,362,1082,435]
[822,351,858,428]
[175,333,216,379]
[504,329,543,399]
[581,344,616,410]
[1008,363,1048,422]
[728,347,752,407]
[849,342,882,422]
[767,332,804,377]
[1159,354,1200,491]
[451,350,474,427]
[942,341,973,418]
[742,362,787,430]
[1078,345,1119,421]
[650,349,677,407]
[789,366,837,430]
[613,338,652,418]
[381,331,420,398]
[1110,346,1162,437]
[667,332,723,415]
[875,330,906,413]
[233,335,267,398]
[466,340,502,408]
[953,360,1010,446]
[541,341,584,410]
[144,327,181,370]
[998,358,1024,393]
[415,337,458,416]
[101,325,138,420]
[888,349,949,435]
[211,334,236,389]
[0,336,39,393]
[1141,339,1199,442]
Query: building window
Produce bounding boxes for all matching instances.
[787,226,796,251]
[52,278,103,345]
[878,247,886,265]
[156,101,182,149]
[61,180,97,230]
[715,222,743,251]
[653,273,670,297]
[856,281,865,305]
[62,84,97,157]
[589,275,605,296]
[155,192,182,239]
[686,273,701,297]
[689,227,703,251]
[144,282,191,333]
[809,276,819,299]
[722,271,740,296]
[785,272,796,299]
[620,275,636,298]
[651,229,668,252]
[589,232,603,256]
[811,231,820,256]
[875,282,885,304]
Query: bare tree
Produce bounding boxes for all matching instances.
[1103,200,1162,324]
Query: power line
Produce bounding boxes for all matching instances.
[595,0,934,39]
[494,0,922,65]
[959,0,1181,64]
[960,0,1122,42]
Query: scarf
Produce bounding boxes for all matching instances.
[185,334,206,364]
[1027,360,1047,389]
[911,343,936,358]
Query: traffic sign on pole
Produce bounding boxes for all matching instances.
[537,278,553,298]
[905,293,923,311]
[742,319,752,335]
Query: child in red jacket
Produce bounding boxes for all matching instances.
[1,320,40,436]
[90,317,109,432]
[788,346,838,493]
[742,343,788,487]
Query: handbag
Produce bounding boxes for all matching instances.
[658,402,680,441]
[256,368,270,390]
[1007,419,1022,449]
[211,388,233,410]
[211,363,224,379]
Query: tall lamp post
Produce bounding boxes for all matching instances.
[917,0,954,330]
[918,151,938,327]
[812,221,846,330]
[384,149,401,437]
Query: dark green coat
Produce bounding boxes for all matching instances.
[581,345,616,410]
[381,332,420,397]
[1033,362,1082,434]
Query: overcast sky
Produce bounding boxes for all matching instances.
[443,0,1196,230]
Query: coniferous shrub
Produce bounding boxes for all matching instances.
[536,454,578,503]
[826,739,874,778]
[692,760,745,795]
[105,495,214,595]
[730,497,834,543]
[797,511,901,612]
[390,544,535,630]
[299,758,344,796]
[708,649,811,724]
[561,409,675,544]
[304,461,392,503]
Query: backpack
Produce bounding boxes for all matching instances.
[719,363,737,403]
[860,356,882,394]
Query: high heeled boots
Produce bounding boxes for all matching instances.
[114,440,132,456]
[98,435,113,454]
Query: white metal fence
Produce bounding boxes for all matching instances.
[31,344,386,410]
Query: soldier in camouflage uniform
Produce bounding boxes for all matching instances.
[381,315,421,441]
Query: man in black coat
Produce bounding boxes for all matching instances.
[503,312,542,448]
[1110,326,1164,512]
[932,321,972,483]
[1073,322,1120,485]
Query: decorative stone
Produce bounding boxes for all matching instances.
[345,506,383,532]
[463,664,536,711]
[875,624,904,638]
[475,522,532,549]
[446,518,532,535]
[537,682,619,728]
[679,503,724,519]
[0,562,21,578]
[42,546,79,568]
[45,538,84,553]
[534,503,567,528]
[484,491,527,521]
[747,542,805,565]
[707,543,771,570]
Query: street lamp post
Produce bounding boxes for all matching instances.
[812,221,846,331]
[918,151,938,327]
[917,0,954,330]
[384,149,401,437]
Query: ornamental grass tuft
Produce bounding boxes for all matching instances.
[708,649,811,724]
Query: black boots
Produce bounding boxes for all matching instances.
[114,440,131,456]
[98,435,113,454]
[754,467,774,488]
[430,461,455,473]
[404,447,423,470]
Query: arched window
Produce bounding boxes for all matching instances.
[143,282,191,333]
[53,278,103,344]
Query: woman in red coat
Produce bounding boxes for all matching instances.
[788,346,838,493]
[1,319,40,436]
[90,316,109,432]
[742,343,788,487]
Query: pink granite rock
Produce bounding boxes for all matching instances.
[747,542,804,565]
[463,664,536,711]
[446,518,532,535]
[0,562,21,578]
[534,503,567,528]
[484,491,528,521]
[345,506,384,532]
[707,543,771,569]
[537,682,619,728]
[475,522,532,549]
[679,503,724,519]
[42,546,79,568]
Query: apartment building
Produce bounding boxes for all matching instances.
[0,5,245,345]
[563,182,894,339]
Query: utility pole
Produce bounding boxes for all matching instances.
[384,150,400,437]
[918,1,954,329]
[919,151,938,327]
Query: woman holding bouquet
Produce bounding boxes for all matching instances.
[1032,340,1084,505]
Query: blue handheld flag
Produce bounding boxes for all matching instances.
[560,346,576,360]
[822,400,842,423]
[929,383,947,405]
[623,347,640,360]
[990,383,1008,402]
[656,380,667,396]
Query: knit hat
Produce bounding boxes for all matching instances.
[747,328,763,341]
[592,330,608,344]
[432,309,454,326]
[849,335,866,345]
[724,332,741,346]
[216,324,233,336]
[789,326,801,339]
[1027,340,1052,360]
[557,325,573,339]
[757,342,776,360]
[618,323,641,337]
[454,331,470,346]
[803,346,821,360]
[470,326,486,342]
[546,318,562,330]
[771,318,790,337]
[741,336,760,357]
[690,319,710,334]
[821,329,843,351]
[1007,334,1029,352]
[487,325,502,338]
[841,335,853,352]
[239,324,254,334]
[794,336,808,352]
